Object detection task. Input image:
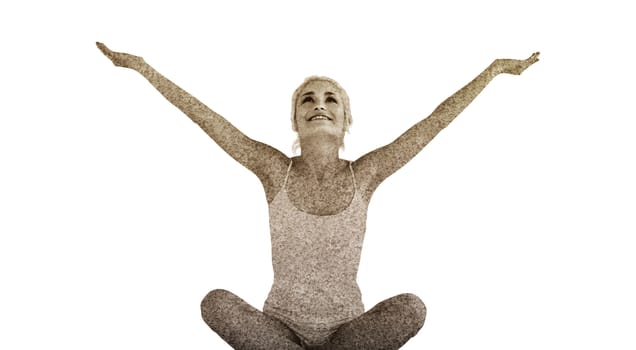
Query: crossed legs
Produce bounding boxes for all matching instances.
[325,293,426,350]
[201,289,426,350]
[201,289,304,350]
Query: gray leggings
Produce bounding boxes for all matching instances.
[201,289,426,350]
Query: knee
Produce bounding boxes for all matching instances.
[396,293,427,329]
[200,289,236,326]
[201,288,237,311]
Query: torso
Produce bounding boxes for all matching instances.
[263,158,369,326]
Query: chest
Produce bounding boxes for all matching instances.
[286,168,355,216]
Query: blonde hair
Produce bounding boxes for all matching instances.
[291,76,353,154]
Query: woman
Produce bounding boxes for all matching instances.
[97,42,539,349]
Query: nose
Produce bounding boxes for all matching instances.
[314,104,326,111]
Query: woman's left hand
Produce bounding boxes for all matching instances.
[491,52,540,75]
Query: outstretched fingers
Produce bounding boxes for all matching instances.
[527,51,541,64]
[510,52,541,75]
[96,42,113,58]
[95,42,144,70]
[96,41,122,67]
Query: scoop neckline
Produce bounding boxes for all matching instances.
[281,185,357,217]
[279,158,357,217]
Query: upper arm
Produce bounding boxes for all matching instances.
[195,111,290,201]
[232,137,290,202]
[353,116,446,200]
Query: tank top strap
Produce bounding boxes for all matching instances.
[348,161,357,192]
[282,159,293,189]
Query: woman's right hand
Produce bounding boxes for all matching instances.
[96,42,145,71]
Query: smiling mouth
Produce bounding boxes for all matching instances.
[309,115,332,121]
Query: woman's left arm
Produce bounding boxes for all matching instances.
[354,52,540,198]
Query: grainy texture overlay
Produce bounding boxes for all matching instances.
[97,42,538,349]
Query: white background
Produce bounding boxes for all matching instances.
[1,1,635,349]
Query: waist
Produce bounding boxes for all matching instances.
[264,278,364,324]
[269,234,364,280]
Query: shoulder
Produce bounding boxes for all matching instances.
[351,157,382,202]
[256,150,290,203]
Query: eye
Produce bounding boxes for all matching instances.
[326,96,338,103]
[301,96,314,104]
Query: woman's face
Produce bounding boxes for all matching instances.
[294,80,346,144]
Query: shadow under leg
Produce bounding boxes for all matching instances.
[326,293,426,350]
[201,289,304,350]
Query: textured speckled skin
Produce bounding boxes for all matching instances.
[263,161,367,345]
[201,162,426,349]
[201,289,426,349]
[97,42,539,349]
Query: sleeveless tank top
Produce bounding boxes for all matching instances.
[263,160,368,326]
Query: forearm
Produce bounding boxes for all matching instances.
[428,64,498,127]
[136,63,247,149]
[139,64,221,125]
[97,42,290,190]
[356,64,500,184]
[355,53,538,194]
[131,62,288,182]
[390,64,499,157]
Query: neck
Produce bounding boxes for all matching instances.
[297,136,342,180]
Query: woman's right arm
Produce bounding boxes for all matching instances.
[97,42,289,201]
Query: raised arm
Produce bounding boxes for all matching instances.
[354,52,540,199]
[97,42,289,201]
